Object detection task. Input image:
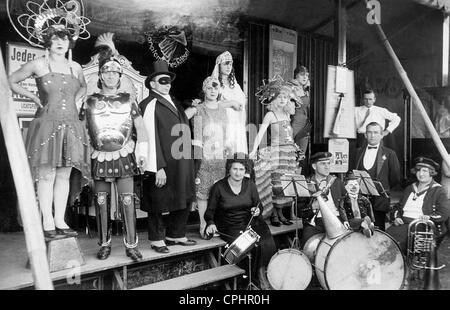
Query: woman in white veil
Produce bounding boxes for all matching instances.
[211,51,248,154]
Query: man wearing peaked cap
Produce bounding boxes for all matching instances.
[139,60,196,254]
[310,151,332,163]
[298,151,346,247]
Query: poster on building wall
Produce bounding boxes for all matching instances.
[268,25,297,82]
[6,42,45,117]
[323,65,356,138]
[328,138,349,173]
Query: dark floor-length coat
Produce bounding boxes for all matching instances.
[139,90,194,214]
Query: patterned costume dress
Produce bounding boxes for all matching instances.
[25,65,91,196]
[254,115,298,217]
[193,103,228,200]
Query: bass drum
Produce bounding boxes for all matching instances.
[302,233,324,263]
[315,230,405,290]
[266,248,312,290]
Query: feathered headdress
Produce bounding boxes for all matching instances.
[95,32,123,74]
[255,75,293,105]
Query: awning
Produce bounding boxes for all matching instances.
[413,0,450,14]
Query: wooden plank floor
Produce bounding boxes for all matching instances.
[0,231,226,290]
[0,219,301,290]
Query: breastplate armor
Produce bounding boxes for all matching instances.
[86,93,133,152]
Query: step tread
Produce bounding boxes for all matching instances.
[133,264,245,290]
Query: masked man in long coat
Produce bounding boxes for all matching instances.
[139,60,196,253]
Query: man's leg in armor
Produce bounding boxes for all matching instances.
[94,191,112,260]
[117,177,142,262]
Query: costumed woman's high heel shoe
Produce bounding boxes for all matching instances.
[277,208,293,225]
[270,211,281,227]
[97,246,111,260]
[126,248,143,262]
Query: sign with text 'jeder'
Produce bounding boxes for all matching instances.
[6,42,45,116]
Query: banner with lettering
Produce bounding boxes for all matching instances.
[6,42,45,116]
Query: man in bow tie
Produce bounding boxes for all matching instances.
[353,122,401,231]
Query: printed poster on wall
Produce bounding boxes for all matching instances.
[328,138,349,173]
[268,25,297,82]
[6,42,45,117]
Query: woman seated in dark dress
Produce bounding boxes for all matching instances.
[387,157,450,253]
[204,153,277,278]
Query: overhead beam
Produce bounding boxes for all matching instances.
[307,0,361,33]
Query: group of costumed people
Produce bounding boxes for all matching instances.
[7,17,312,273]
[9,18,450,288]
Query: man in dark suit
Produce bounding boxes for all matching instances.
[139,60,196,253]
[298,152,346,247]
[353,121,401,231]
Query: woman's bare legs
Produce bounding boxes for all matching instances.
[53,167,73,229]
[37,165,56,231]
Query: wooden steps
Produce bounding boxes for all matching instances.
[133,264,245,290]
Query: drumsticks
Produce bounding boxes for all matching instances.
[245,202,261,231]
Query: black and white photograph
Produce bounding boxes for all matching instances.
[1,0,450,294]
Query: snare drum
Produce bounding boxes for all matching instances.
[223,228,260,264]
[314,230,405,290]
[266,248,312,290]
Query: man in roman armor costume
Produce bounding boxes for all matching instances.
[84,33,149,261]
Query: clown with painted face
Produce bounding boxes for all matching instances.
[338,173,375,238]
[84,33,148,262]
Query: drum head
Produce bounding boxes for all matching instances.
[223,229,259,264]
[266,249,312,290]
[319,230,405,290]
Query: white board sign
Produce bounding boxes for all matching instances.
[329,138,349,173]
[323,65,356,138]
[6,42,45,117]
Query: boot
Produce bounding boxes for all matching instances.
[94,192,112,259]
[361,216,373,238]
[119,192,141,262]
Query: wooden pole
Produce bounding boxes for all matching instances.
[0,48,53,289]
[366,1,450,168]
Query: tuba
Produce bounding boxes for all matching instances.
[407,218,445,290]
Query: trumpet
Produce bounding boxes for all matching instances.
[407,217,445,290]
